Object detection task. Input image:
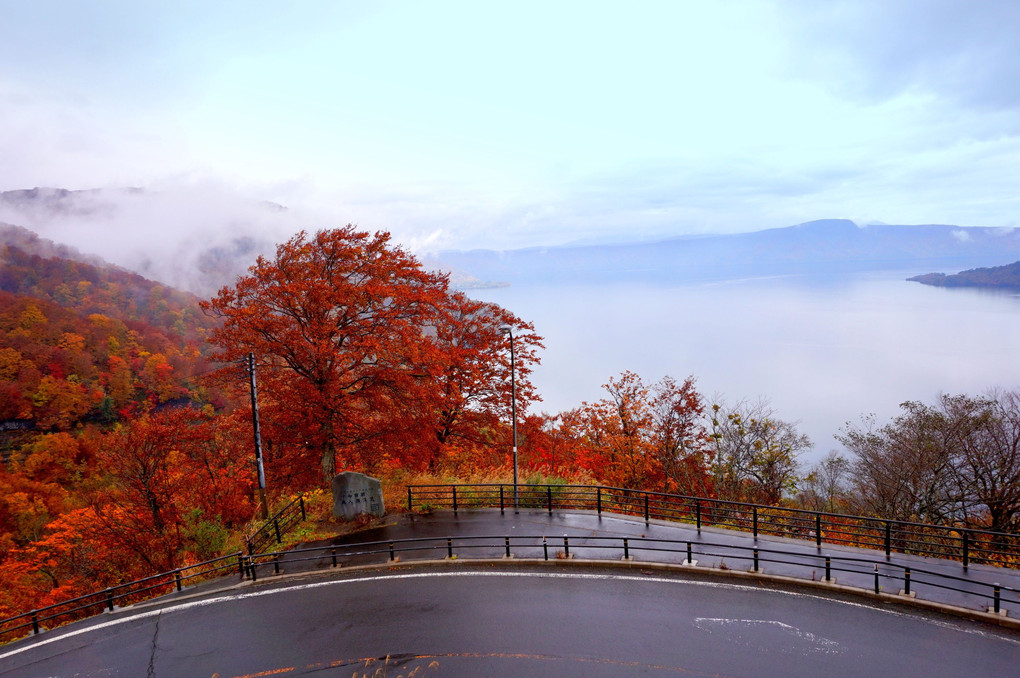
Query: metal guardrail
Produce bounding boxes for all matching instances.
[7,527,1018,645]
[245,495,306,555]
[243,533,1019,619]
[407,484,1020,569]
[0,552,245,642]
[9,484,1020,645]
[2,495,307,643]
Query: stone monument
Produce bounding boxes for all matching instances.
[331,471,385,520]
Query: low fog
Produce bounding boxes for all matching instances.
[0,184,344,295]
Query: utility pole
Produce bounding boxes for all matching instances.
[249,352,269,519]
[502,327,519,511]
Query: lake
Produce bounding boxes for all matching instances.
[469,270,1020,465]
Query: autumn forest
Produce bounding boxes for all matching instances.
[2,224,1020,621]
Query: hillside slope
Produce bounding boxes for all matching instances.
[908,261,1020,289]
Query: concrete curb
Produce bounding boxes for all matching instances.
[228,555,1020,633]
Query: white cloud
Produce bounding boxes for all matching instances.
[0,0,1018,255]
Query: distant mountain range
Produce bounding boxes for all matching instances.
[436,219,1020,286]
[908,261,1020,289]
[5,186,1020,292]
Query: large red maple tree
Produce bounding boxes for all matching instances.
[202,227,541,484]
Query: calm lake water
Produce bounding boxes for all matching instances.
[469,270,1020,463]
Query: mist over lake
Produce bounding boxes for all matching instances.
[469,271,1020,464]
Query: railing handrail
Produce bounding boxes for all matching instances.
[407,483,1020,570]
[240,533,1020,617]
[406,483,1020,542]
[1,551,244,642]
[245,494,306,555]
[3,496,310,643]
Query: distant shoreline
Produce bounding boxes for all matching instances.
[908,261,1020,289]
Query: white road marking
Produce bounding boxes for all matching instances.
[693,617,844,655]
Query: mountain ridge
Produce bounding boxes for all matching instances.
[435,219,1020,286]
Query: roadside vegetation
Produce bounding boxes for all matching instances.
[2,226,1018,623]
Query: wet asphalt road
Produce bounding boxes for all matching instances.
[6,508,1020,677]
[4,563,1020,678]
[291,508,1020,616]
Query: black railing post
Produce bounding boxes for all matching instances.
[994,584,1002,614]
[452,486,458,514]
[687,541,693,565]
[885,521,892,558]
[753,548,759,572]
[543,536,549,560]
[547,486,553,515]
[904,568,911,596]
[31,610,39,635]
[962,531,970,570]
[331,547,338,568]
[389,542,396,562]
[815,514,822,548]
[238,552,244,575]
[597,487,602,515]
[564,535,570,558]
[753,506,759,539]
[175,571,183,592]
[274,518,282,544]
[250,557,258,583]
[874,564,880,594]
[447,538,454,559]
[825,556,831,582]
[106,588,115,612]
[696,501,702,531]
[505,536,511,558]
[273,553,280,575]
[407,486,413,511]
[623,537,630,560]
[644,494,650,524]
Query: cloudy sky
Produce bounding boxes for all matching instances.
[2,0,1019,253]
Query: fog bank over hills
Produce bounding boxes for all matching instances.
[3,187,1019,294]
[0,187,302,296]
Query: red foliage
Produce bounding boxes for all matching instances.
[202,227,542,486]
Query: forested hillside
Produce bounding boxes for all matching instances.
[0,225,544,619]
[908,261,1020,289]
[3,223,1020,625]
[0,228,253,618]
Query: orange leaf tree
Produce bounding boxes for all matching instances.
[403,291,541,472]
[567,371,710,493]
[202,227,541,484]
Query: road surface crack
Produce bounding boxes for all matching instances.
[147,610,162,678]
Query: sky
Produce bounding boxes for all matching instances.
[2,0,1020,254]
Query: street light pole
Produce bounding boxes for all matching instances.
[501,327,519,510]
[248,352,269,519]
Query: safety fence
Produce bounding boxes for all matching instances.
[245,495,306,555]
[8,485,1020,644]
[7,532,1018,644]
[0,552,244,643]
[241,533,1019,619]
[407,484,1020,569]
[2,495,305,644]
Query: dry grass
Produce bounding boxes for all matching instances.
[351,655,441,678]
[243,467,595,550]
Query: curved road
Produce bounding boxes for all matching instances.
[3,564,1019,677]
